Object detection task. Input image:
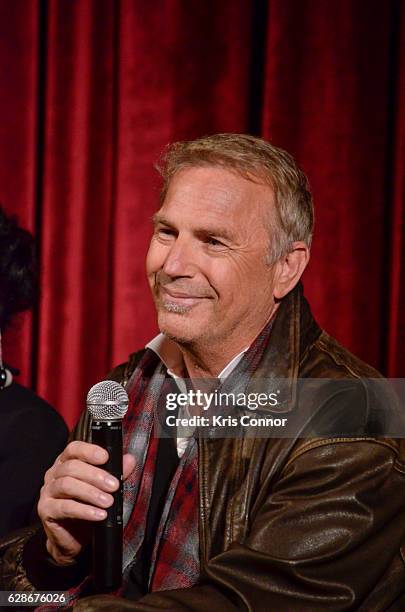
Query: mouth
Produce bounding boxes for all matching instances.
[159,286,210,309]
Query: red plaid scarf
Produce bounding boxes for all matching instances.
[119,351,199,591]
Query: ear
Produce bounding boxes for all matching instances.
[273,242,310,300]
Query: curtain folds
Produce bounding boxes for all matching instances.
[0,0,403,427]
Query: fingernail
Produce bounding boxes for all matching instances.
[98,493,110,505]
[94,509,106,519]
[94,449,107,461]
[105,476,118,489]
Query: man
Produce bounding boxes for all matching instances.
[1,134,405,610]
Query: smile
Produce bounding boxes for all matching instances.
[160,286,209,308]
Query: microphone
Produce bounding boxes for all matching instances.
[87,380,129,592]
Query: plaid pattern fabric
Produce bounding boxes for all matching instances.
[119,350,200,592]
[149,438,199,590]
[41,318,274,609]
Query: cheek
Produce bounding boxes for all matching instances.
[146,239,163,278]
[207,261,246,300]
[212,256,272,303]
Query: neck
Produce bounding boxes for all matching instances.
[180,345,242,379]
[177,303,279,378]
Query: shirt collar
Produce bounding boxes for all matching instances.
[145,333,248,382]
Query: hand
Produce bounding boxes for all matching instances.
[37,441,135,565]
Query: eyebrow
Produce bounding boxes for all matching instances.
[151,213,234,242]
[151,213,172,227]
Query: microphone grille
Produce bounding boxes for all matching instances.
[87,380,129,421]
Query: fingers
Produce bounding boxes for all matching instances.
[123,453,136,480]
[40,444,119,521]
[44,441,108,486]
[41,497,108,523]
[38,479,110,526]
[47,475,114,509]
[50,458,119,492]
[40,444,135,523]
[59,440,109,466]
[38,441,135,565]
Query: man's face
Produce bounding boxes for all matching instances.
[146,166,278,350]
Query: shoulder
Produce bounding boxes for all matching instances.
[301,330,382,379]
[293,330,405,460]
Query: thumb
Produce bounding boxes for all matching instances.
[123,453,135,479]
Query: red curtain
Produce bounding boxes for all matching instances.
[0,0,403,428]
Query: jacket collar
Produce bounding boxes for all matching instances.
[247,282,322,413]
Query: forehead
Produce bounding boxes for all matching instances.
[159,166,274,227]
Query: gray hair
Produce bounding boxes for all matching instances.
[157,133,314,263]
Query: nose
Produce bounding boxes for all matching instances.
[162,235,196,278]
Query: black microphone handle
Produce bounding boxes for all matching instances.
[91,419,123,592]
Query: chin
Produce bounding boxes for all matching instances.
[157,310,203,345]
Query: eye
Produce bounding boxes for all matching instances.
[156,227,176,239]
[206,237,226,249]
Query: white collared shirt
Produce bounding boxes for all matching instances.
[145,333,248,457]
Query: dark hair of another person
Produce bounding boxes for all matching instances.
[0,207,38,330]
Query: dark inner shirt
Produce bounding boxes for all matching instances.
[123,434,180,599]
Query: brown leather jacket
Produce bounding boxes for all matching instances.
[1,285,405,611]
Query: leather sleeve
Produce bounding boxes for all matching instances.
[0,525,40,591]
[74,440,405,611]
